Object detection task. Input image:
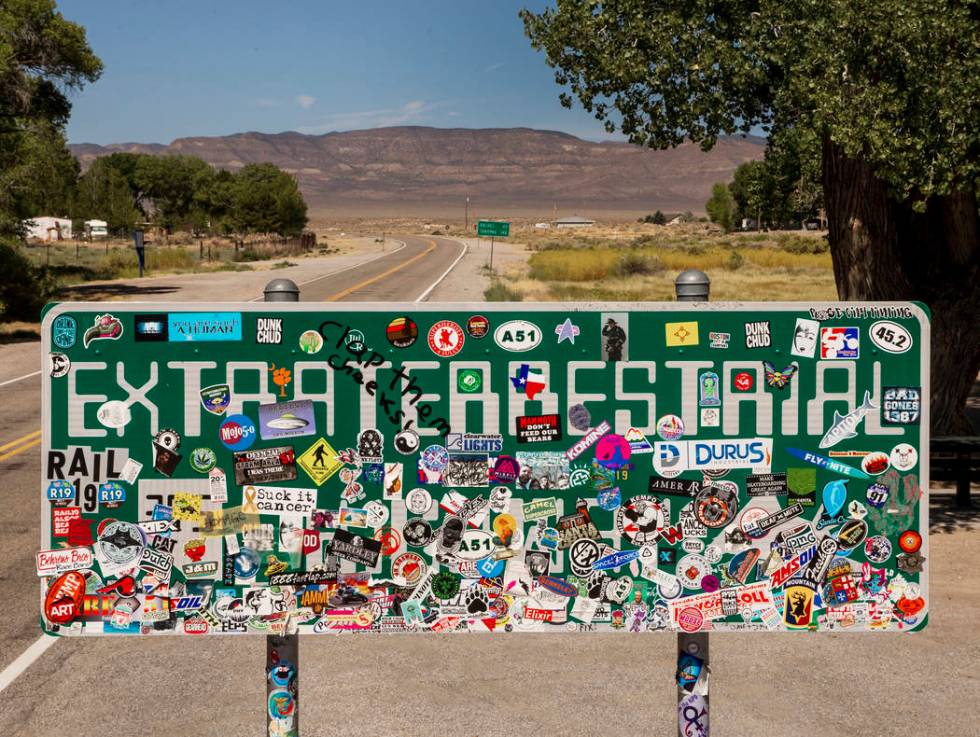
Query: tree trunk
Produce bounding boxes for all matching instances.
[822,136,980,435]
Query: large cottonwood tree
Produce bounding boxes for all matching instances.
[522,0,979,434]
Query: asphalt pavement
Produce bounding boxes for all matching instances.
[1,234,979,737]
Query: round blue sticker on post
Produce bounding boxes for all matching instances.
[219,414,256,451]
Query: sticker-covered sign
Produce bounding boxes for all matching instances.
[39,302,930,636]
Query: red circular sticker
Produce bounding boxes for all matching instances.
[427,320,464,357]
[734,372,754,391]
[898,529,922,554]
[677,606,704,633]
[467,315,490,339]
[373,527,402,556]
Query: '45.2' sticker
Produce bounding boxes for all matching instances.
[869,321,912,354]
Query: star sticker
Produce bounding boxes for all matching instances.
[555,318,581,344]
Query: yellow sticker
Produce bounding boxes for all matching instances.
[297,437,343,485]
[172,492,202,522]
[665,321,699,347]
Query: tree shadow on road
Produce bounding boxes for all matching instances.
[58,284,181,300]
[929,493,980,533]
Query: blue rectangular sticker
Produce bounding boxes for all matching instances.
[168,312,242,342]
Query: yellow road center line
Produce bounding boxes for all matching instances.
[324,241,437,302]
[0,436,41,462]
[0,429,41,452]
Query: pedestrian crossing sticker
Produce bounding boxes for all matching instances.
[297,438,343,485]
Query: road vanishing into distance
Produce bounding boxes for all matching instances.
[1,233,978,737]
[0,235,471,734]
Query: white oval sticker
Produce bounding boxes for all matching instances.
[493,320,542,352]
[869,320,912,354]
[455,530,495,560]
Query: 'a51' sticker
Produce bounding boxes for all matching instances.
[494,320,542,352]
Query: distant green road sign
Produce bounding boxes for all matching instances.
[477,220,509,237]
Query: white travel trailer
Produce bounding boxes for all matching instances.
[84,220,109,239]
[24,216,72,241]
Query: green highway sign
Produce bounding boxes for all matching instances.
[39,301,929,636]
[477,220,509,237]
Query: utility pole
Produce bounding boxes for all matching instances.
[465,197,470,234]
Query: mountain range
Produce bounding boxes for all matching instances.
[70,126,764,217]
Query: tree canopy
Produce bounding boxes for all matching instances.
[705,182,735,231]
[0,0,102,237]
[522,0,980,433]
[521,0,979,207]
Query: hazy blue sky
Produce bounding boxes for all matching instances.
[61,0,623,144]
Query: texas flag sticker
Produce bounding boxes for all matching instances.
[511,363,546,399]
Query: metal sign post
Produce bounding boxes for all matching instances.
[477,220,509,276]
[264,278,300,737]
[675,270,711,737]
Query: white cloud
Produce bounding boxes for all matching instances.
[484,62,504,73]
[297,100,440,133]
[296,95,316,110]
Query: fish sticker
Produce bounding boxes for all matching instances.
[818,391,877,449]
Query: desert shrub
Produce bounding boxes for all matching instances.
[776,233,830,254]
[484,281,524,301]
[614,251,666,276]
[726,250,745,270]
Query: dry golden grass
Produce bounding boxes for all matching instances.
[482,221,837,302]
[528,246,831,282]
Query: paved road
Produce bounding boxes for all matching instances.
[2,234,979,737]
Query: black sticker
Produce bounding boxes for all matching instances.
[134,314,168,342]
[516,414,562,444]
[746,473,788,497]
[233,446,296,485]
[648,477,702,498]
[330,530,381,567]
[256,317,283,345]
[744,320,772,349]
[882,386,921,425]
